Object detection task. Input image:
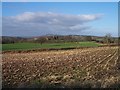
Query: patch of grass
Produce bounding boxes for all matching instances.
[2,42,101,51]
[79,42,100,47]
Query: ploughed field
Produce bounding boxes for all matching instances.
[2,46,120,88]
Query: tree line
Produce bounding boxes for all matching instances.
[1,34,119,45]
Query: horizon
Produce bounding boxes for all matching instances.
[2,2,118,37]
[2,34,119,38]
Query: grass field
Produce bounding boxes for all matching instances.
[2,42,101,51]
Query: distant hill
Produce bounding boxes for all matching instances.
[1,35,118,44]
[1,36,27,44]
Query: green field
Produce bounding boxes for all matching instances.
[2,42,101,51]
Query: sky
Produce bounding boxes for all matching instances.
[0,2,2,36]
[2,2,118,37]
[1,0,119,2]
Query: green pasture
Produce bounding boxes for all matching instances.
[2,42,101,51]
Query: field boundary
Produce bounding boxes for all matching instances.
[2,44,119,54]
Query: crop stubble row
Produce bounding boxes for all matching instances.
[2,46,119,88]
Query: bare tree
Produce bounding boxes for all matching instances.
[36,37,46,45]
[104,33,112,45]
[85,36,92,41]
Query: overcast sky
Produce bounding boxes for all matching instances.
[2,2,118,37]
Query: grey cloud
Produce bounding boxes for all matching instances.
[2,12,103,36]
